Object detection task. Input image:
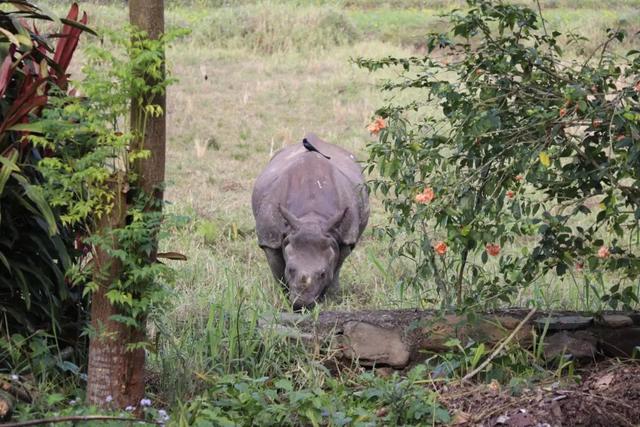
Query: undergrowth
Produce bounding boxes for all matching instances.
[173,366,451,426]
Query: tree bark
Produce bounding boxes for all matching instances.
[86,0,165,410]
[129,0,166,202]
[86,176,145,408]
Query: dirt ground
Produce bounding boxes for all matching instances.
[441,361,640,427]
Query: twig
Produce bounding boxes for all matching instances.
[535,0,548,37]
[1,415,159,426]
[461,307,537,382]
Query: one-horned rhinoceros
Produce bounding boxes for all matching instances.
[252,133,369,310]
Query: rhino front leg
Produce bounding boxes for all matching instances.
[262,246,285,284]
[326,245,352,298]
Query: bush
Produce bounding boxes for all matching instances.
[359,0,640,310]
[0,2,90,358]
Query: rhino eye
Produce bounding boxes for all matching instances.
[319,270,326,279]
[287,267,296,276]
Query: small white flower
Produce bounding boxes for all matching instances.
[140,398,152,407]
[158,409,169,421]
[105,395,113,403]
[69,399,77,405]
[10,374,18,381]
[125,405,135,412]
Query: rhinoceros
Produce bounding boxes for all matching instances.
[251,133,369,310]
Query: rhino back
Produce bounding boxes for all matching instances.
[252,139,368,249]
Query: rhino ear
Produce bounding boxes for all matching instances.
[325,208,349,236]
[279,204,302,231]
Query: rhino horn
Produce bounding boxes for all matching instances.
[279,204,303,231]
[325,208,349,235]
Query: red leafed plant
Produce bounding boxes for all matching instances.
[0,2,91,150]
[0,1,93,349]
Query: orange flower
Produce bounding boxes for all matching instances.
[485,243,501,256]
[434,241,448,256]
[415,187,435,204]
[616,134,626,142]
[506,190,515,199]
[597,245,610,259]
[559,108,567,118]
[575,262,584,272]
[635,81,640,93]
[592,119,603,128]
[367,117,387,135]
[515,175,524,182]
[475,68,484,76]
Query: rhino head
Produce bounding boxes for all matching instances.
[279,205,347,310]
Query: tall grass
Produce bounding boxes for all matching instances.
[147,268,330,405]
[48,1,639,54]
[61,2,361,55]
[185,4,360,54]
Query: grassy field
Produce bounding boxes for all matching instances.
[40,0,640,412]
[139,0,640,317]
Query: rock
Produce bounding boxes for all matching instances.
[494,315,523,330]
[535,316,593,331]
[340,321,410,368]
[419,315,465,351]
[420,315,533,352]
[543,331,597,360]
[572,329,599,343]
[598,327,640,357]
[598,314,633,328]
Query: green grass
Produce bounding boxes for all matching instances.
[114,0,635,339]
[24,0,639,419]
[74,0,640,53]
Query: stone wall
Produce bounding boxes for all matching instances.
[262,309,640,369]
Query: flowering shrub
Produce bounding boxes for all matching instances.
[359,0,640,309]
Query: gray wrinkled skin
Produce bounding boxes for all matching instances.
[251,133,369,310]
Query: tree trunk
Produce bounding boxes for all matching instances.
[86,0,165,410]
[86,176,145,408]
[87,0,166,408]
[129,0,166,202]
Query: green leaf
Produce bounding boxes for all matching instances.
[7,122,45,133]
[46,393,65,406]
[21,182,59,236]
[0,151,19,195]
[275,379,293,392]
[0,252,10,272]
